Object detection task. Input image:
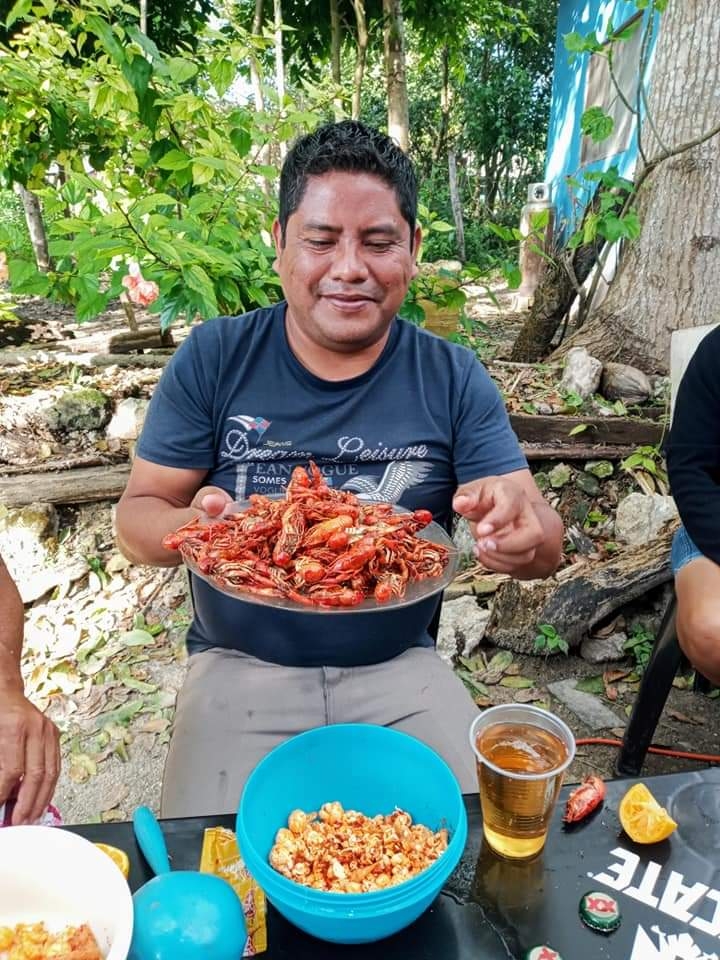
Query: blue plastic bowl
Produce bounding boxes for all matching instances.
[236,723,467,944]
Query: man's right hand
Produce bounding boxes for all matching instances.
[0,689,60,825]
[190,485,234,518]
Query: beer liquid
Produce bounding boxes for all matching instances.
[476,721,568,860]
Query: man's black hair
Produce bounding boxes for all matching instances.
[278,120,418,246]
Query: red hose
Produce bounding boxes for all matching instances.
[575,737,720,764]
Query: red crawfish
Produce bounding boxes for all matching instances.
[563,775,606,824]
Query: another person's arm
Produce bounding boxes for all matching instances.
[0,556,60,825]
[666,327,720,565]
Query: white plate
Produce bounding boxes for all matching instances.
[182,499,459,614]
[0,825,133,959]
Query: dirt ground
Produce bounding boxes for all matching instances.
[0,293,717,826]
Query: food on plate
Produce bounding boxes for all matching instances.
[94,843,130,879]
[268,801,448,892]
[563,774,606,823]
[618,782,677,843]
[164,461,450,607]
[0,921,103,959]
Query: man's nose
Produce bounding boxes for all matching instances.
[330,241,369,281]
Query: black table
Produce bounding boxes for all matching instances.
[73,768,720,959]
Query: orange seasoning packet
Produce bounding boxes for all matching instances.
[200,827,267,955]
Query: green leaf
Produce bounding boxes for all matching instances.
[485,651,514,673]
[230,126,252,157]
[429,220,455,233]
[499,676,535,689]
[563,30,603,55]
[156,149,191,171]
[5,0,32,27]
[209,57,236,97]
[569,423,588,436]
[120,628,156,647]
[576,676,605,694]
[167,57,199,83]
[122,55,153,100]
[86,14,125,64]
[581,106,615,143]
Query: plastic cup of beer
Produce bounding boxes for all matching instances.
[469,704,575,860]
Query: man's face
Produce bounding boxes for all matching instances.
[272,171,421,355]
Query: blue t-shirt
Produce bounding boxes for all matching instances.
[136,303,526,666]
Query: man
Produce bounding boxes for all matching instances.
[0,554,60,825]
[116,120,563,817]
[666,324,720,685]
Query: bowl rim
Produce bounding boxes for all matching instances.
[236,723,468,906]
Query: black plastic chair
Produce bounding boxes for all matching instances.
[617,592,711,775]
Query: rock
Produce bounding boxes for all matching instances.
[535,402,554,415]
[44,388,111,433]
[650,374,670,403]
[615,493,678,546]
[549,463,572,489]
[575,472,600,496]
[0,503,60,599]
[452,518,476,562]
[558,347,603,399]
[580,631,628,663]
[107,397,149,441]
[585,460,614,479]
[547,679,624,730]
[600,362,652,404]
[436,595,490,665]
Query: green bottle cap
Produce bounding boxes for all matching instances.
[524,946,564,960]
[579,891,622,933]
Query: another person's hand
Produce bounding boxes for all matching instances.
[0,689,60,825]
[453,476,546,575]
[190,485,234,519]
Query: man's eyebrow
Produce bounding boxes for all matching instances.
[301,221,341,233]
[300,221,403,237]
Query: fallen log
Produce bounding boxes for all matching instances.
[485,523,677,654]
[0,463,130,506]
[67,326,174,355]
[509,413,664,448]
[521,442,650,461]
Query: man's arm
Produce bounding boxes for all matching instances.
[0,557,60,824]
[115,456,232,566]
[453,468,563,580]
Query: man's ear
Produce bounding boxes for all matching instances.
[271,218,283,272]
[411,224,423,279]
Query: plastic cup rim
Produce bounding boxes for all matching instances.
[468,703,576,781]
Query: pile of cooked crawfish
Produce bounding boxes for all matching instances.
[162,461,451,608]
[269,802,448,893]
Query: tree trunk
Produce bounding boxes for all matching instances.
[273,0,287,159]
[448,150,465,261]
[553,1,720,374]
[249,0,265,113]
[139,0,147,34]
[13,183,51,272]
[434,45,450,164]
[382,0,409,151]
[351,0,368,120]
[330,0,343,119]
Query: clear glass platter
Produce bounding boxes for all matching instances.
[182,498,459,614]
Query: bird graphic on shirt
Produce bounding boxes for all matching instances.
[341,460,433,502]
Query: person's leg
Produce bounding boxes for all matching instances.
[674,527,720,686]
[340,647,479,793]
[160,649,325,817]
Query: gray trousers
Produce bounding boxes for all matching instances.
[160,646,480,817]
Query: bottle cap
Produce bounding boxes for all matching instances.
[579,890,622,933]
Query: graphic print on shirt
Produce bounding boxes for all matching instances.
[340,460,433,502]
[222,415,272,460]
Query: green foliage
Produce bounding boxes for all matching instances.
[0,0,325,325]
[534,623,569,656]
[580,106,614,144]
[624,623,655,673]
[620,444,669,494]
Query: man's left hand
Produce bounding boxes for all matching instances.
[452,476,546,574]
